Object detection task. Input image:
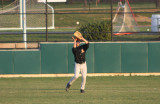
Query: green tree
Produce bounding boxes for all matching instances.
[66,0,73,4]
[77,21,111,41]
[84,0,88,7]
[96,0,100,7]
[155,0,160,8]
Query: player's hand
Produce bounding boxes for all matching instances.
[72,37,77,41]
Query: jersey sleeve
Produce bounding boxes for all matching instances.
[83,43,89,51]
[72,47,77,54]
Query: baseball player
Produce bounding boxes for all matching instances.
[66,36,89,93]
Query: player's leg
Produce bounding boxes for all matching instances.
[80,62,87,93]
[66,63,80,91]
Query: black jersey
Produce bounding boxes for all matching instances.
[72,43,89,64]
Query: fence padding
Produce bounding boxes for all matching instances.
[0,42,160,74]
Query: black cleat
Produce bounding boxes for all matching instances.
[80,89,85,93]
[65,83,71,92]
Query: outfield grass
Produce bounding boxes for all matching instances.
[1,32,160,42]
[0,76,160,104]
[113,33,160,41]
[51,2,156,9]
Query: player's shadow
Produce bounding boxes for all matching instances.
[38,88,80,93]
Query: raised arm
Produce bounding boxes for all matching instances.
[81,37,89,44]
[72,37,77,48]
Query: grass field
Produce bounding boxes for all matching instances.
[0,76,160,104]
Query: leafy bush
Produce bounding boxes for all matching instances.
[77,21,111,41]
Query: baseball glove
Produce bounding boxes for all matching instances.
[74,31,83,40]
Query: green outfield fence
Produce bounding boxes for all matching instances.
[0,42,160,74]
[0,0,160,74]
[0,0,160,46]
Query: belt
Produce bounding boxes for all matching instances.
[75,61,86,64]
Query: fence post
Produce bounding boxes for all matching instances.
[1,0,3,10]
[110,0,113,41]
[46,0,48,42]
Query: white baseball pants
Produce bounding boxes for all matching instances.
[68,62,87,90]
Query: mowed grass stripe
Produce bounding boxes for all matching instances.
[0,76,160,104]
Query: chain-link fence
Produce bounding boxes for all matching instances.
[0,0,160,48]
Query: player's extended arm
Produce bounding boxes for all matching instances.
[81,37,89,44]
[72,37,77,48]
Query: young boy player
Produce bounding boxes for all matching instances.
[66,36,89,93]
